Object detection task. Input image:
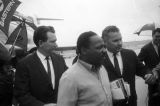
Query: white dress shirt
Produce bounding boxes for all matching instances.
[106,49,123,75]
[57,59,112,106]
[36,50,55,89]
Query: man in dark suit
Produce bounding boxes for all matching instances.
[101,25,157,106]
[0,43,13,106]
[138,28,160,106]
[14,26,68,106]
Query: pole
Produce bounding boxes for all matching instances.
[9,21,24,57]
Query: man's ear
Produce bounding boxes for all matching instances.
[38,40,43,47]
[81,47,88,55]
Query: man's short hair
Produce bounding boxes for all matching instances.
[33,26,55,47]
[76,31,97,55]
[102,25,119,39]
[152,28,160,35]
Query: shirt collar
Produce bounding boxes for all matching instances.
[36,50,46,61]
[78,59,100,72]
[152,41,159,55]
[152,41,158,48]
[152,41,155,46]
[106,48,120,57]
[78,59,92,71]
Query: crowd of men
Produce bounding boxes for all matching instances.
[0,25,160,106]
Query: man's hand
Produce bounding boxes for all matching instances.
[44,103,56,106]
[144,74,156,84]
[154,63,160,72]
[145,63,160,84]
[152,69,159,80]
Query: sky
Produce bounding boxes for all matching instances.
[16,0,160,47]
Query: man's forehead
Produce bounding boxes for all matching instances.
[46,32,57,41]
[47,32,56,37]
[90,35,103,42]
[155,32,160,35]
[89,36,104,47]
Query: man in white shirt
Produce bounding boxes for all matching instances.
[57,31,112,106]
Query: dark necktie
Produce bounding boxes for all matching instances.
[113,53,121,75]
[46,56,52,82]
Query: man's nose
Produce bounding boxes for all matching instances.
[53,43,58,48]
[100,47,107,56]
[118,40,122,45]
[117,41,122,47]
[101,47,106,52]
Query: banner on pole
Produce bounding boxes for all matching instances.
[0,0,21,36]
[6,21,28,51]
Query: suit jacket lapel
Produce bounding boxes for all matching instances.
[120,50,128,76]
[33,52,52,83]
[149,43,159,59]
[51,54,59,87]
[104,53,121,77]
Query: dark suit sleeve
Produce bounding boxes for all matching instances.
[62,56,68,71]
[133,50,151,78]
[0,43,11,61]
[139,46,160,77]
[0,72,13,104]
[58,54,68,71]
[138,47,147,63]
[14,61,44,106]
